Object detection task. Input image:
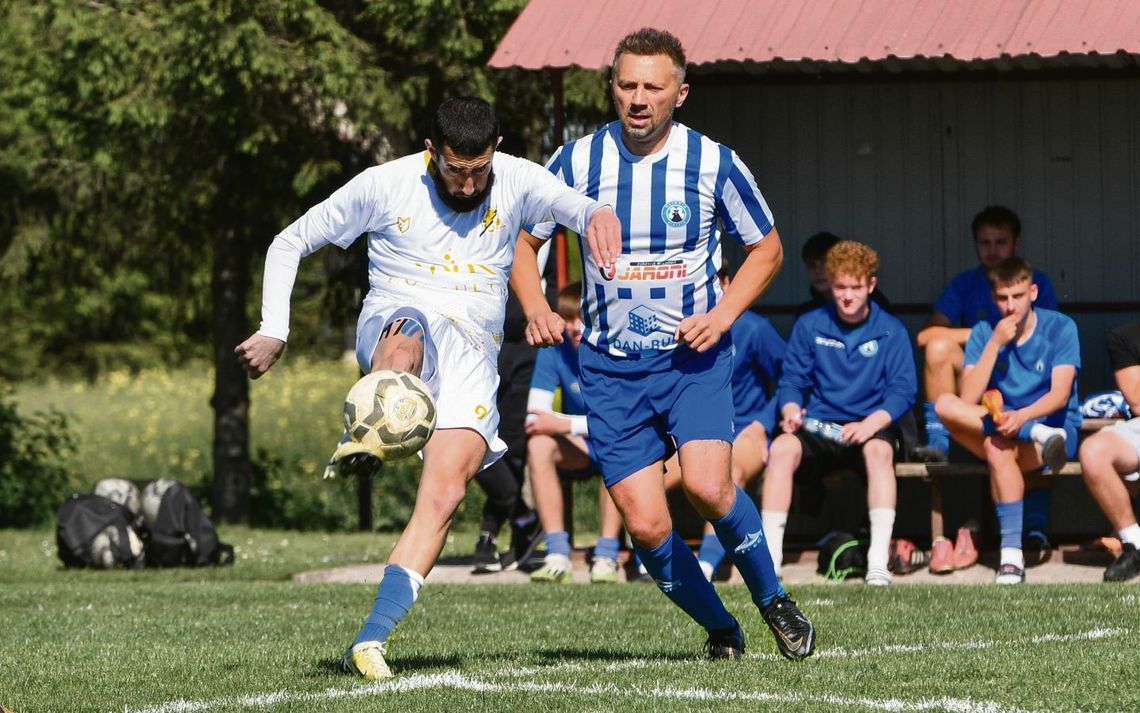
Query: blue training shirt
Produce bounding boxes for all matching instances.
[730,310,785,434]
[777,301,917,424]
[530,341,586,416]
[530,121,776,357]
[933,266,1058,328]
[964,307,1082,432]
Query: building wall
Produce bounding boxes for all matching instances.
[683,75,1140,392]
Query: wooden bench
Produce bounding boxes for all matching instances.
[895,418,1116,538]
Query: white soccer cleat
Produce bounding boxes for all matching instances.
[323,440,383,480]
[341,640,393,681]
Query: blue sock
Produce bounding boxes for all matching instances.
[1023,488,1052,535]
[696,532,726,570]
[594,536,620,562]
[924,401,949,452]
[544,530,571,558]
[632,551,644,571]
[632,531,736,631]
[995,500,1024,551]
[354,564,424,646]
[711,487,787,608]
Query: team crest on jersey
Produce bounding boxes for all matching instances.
[1035,359,1045,373]
[661,200,691,227]
[396,216,412,233]
[858,340,879,357]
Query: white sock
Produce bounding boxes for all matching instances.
[1000,547,1025,569]
[761,510,788,575]
[1029,423,1065,445]
[867,508,896,573]
[1118,523,1140,548]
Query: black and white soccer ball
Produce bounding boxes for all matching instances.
[343,370,437,461]
[92,478,142,520]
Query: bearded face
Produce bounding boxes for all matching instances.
[427,142,496,213]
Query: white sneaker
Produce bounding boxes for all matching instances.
[341,640,392,680]
[865,567,892,586]
[530,553,572,583]
[590,556,619,584]
[994,562,1026,584]
[1032,426,1067,474]
[323,440,382,480]
[698,559,715,582]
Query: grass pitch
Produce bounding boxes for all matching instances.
[2,529,1137,713]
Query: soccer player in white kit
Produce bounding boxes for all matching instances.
[236,97,620,679]
[513,28,815,662]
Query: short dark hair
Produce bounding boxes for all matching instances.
[801,231,842,262]
[612,28,687,81]
[971,205,1021,241]
[431,96,499,157]
[557,281,582,319]
[987,256,1033,290]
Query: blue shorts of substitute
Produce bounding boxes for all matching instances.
[579,338,735,487]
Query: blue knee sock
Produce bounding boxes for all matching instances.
[544,530,571,558]
[696,532,726,570]
[711,487,787,608]
[354,564,424,646]
[924,401,949,453]
[632,531,736,631]
[995,500,1024,551]
[1023,488,1052,536]
[594,536,620,562]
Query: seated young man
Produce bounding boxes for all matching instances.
[916,206,1060,567]
[762,240,917,586]
[524,282,628,584]
[935,257,1081,584]
[1078,320,1140,582]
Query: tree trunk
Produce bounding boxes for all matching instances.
[211,224,252,524]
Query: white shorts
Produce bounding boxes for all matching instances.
[356,304,507,470]
[1105,418,1140,482]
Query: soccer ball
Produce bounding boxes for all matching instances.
[90,524,144,568]
[93,478,142,520]
[141,478,179,526]
[343,370,437,461]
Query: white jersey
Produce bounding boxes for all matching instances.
[258,150,605,355]
[532,122,775,357]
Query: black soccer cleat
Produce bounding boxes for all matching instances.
[1104,543,1140,582]
[471,531,503,574]
[704,619,745,660]
[341,452,382,479]
[762,595,816,661]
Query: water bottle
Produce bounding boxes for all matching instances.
[802,416,845,443]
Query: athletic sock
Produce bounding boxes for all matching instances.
[867,507,896,574]
[594,535,621,562]
[995,500,1024,554]
[1118,523,1140,548]
[711,488,786,607]
[632,531,736,631]
[924,401,949,453]
[696,532,726,572]
[1023,487,1053,536]
[760,510,788,576]
[1028,422,1066,445]
[544,530,571,558]
[354,564,425,646]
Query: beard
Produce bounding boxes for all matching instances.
[430,165,495,213]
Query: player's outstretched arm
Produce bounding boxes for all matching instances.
[235,334,286,379]
[510,230,564,347]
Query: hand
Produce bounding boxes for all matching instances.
[779,403,804,433]
[675,310,731,353]
[841,419,878,446]
[991,312,1021,348]
[235,334,286,379]
[585,206,621,271]
[995,407,1028,438]
[524,311,565,347]
[525,410,569,436]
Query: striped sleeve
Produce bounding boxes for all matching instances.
[714,150,774,246]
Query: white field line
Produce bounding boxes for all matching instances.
[124,626,1128,713]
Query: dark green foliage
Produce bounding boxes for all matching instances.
[0,389,77,527]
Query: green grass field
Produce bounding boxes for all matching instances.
[2,527,1138,713]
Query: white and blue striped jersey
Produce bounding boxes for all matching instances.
[531,122,776,357]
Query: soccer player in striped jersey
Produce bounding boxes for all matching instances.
[236,97,621,680]
[513,28,814,661]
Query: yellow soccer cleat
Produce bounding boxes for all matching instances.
[341,640,393,681]
[530,553,572,583]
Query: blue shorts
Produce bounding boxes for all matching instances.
[579,339,735,487]
[981,415,1079,459]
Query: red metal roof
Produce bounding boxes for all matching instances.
[489,0,1140,70]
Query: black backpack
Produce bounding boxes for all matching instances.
[816,530,868,581]
[144,481,234,567]
[56,494,145,569]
